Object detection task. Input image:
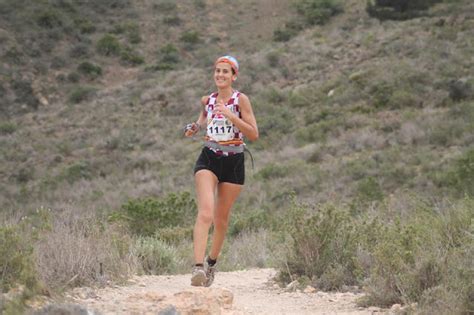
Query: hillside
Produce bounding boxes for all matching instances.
[1,0,473,314]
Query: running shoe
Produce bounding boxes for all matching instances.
[205,261,217,287]
[191,265,207,286]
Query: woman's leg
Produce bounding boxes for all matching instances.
[208,182,242,260]
[193,170,218,264]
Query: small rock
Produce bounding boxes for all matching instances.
[391,304,402,311]
[158,305,178,315]
[286,280,298,292]
[303,286,317,294]
[29,303,98,315]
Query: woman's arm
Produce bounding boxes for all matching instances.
[185,96,208,137]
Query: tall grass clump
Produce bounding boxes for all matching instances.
[34,210,133,292]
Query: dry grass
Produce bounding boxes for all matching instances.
[34,209,135,292]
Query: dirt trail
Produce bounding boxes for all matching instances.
[70,268,387,315]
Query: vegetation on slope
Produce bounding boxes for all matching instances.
[1,0,473,313]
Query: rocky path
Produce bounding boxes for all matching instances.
[69,268,387,315]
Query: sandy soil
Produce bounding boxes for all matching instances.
[70,268,387,315]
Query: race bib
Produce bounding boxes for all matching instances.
[207,115,234,142]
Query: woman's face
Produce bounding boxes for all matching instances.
[214,62,235,88]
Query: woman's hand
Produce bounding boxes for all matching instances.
[184,122,200,137]
[213,100,233,118]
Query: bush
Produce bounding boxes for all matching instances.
[77,61,102,79]
[131,236,183,275]
[367,0,442,21]
[68,86,97,104]
[280,202,360,290]
[120,47,145,65]
[154,0,177,12]
[0,225,39,293]
[273,21,303,42]
[61,161,93,183]
[69,44,89,58]
[443,148,474,197]
[279,197,473,313]
[35,214,132,291]
[74,18,96,34]
[180,30,201,48]
[151,44,180,71]
[256,163,289,180]
[0,122,17,135]
[114,192,196,236]
[295,0,343,26]
[96,34,121,56]
[228,208,273,237]
[355,176,384,203]
[11,80,39,110]
[36,9,63,28]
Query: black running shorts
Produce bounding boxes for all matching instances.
[194,147,245,185]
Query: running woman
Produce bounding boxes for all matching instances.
[184,55,258,286]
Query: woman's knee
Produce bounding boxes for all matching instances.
[197,211,213,226]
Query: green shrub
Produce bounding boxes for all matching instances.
[228,208,273,237]
[36,9,63,28]
[193,0,206,9]
[257,106,294,138]
[278,196,473,312]
[67,72,81,83]
[12,166,35,184]
[295,119,338,145]
[280,202,360,289]
[0,122,17,135]
[265,51,280,67]
[443,148,474,197]
[96,34,121,56]
[0,225,39,293]
[115,192,196,236]
[180,30,201,48]
[132,236,183,275]
[69,44,89,59]
[120,47,145,65]
[295,0,343,26]
[256,163,289,180]
[361,198,473,309]
[74,18,96,34]
[11,80,39,109]
[163,15,181,26]
[154,0,177,12]
[77,61,102,79]
[367,0,442,21]
[355,177,384,203]
[151,44,180,71]
[273,26,298,42]
[68,86,97,104]
[4,47,25,65]
[61,161,93,183]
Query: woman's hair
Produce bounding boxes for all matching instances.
[215,55,239,75]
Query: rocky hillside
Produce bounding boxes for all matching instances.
[1,0,472,213]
